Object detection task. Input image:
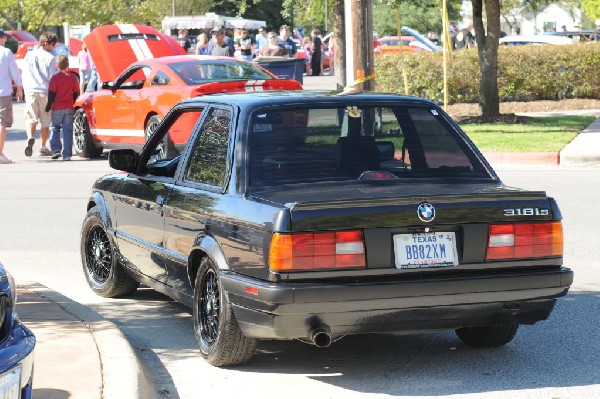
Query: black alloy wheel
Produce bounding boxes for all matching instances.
[85,225,112,285]
[198,268,220,346]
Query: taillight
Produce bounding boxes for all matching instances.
[269,231,366,271]
[486,221,563,261]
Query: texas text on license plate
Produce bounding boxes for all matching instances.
[0,366,21,399]
[393,232,458,269]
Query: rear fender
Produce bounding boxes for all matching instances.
[188,234,229,289]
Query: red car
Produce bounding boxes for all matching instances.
[73,24,302,158]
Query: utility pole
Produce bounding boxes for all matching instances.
[347,0,374,91]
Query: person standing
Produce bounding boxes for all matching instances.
[278,25,297,57]
[0,29,23,164]
[207,27,235,56]
[45,54,79,161]
[595,20,600,42]
[209,28,234,57]
[235,29,255,62]
[195,33,209,55]
[309,29,322,76]
[259,32,288,56]
[21,32,58,157]
[255,26,268,54]
[77,42,92,94]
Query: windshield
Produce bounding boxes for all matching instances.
[169,60,274,85]
[248,105,490,188]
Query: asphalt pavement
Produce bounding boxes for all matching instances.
[5,74,600,399]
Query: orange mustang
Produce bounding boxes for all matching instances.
[73,24,302,158]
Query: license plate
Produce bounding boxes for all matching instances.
[394,232,458,269]
[0,366,21,399]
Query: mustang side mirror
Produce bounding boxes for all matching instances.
[109,149,138,172]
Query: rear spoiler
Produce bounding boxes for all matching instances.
[190,79,302,96]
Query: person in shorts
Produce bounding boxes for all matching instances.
[21,32,58,157]
[0,29,23,164]
[45,55,79,161]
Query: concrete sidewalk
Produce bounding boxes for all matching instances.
[16,282,154,399]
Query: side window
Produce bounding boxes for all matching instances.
[152,71,170,85]
[184,108,232,187]
[144,109,203,178]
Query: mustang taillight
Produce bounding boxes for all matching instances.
[269,231,366,271]
[486,221,563,261]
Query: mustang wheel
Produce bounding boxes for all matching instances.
[73,109,103,158]
[81,206,139,297]
[193,257,256,366]
[455,323,519,347]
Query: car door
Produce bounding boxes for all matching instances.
[113,109,203,284]
[162,106,235,298]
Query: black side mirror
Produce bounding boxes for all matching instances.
[108,149,138,172]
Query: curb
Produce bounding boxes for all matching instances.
[20,282,157,399]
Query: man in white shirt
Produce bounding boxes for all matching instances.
[21,32,58,157]
[0,30,23,164]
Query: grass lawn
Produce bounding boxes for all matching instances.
[461,116,596,152]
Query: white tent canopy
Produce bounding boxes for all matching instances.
[162,13,266,32]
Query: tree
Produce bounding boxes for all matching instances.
[373,0,461,37]
[471,0,501,119]
[582,0,600,22]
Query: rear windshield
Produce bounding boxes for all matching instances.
[248,105,489,187]
[169,60,274,85]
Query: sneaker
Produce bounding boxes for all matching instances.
[51,152,61,160]
[0,154,13,164]
[63,157,71,161]
[24,138,35,157]
[39,147,51,156]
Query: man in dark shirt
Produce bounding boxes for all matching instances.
[278,25,297,57]
[310,29,322,76]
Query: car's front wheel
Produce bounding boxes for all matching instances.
[455,323,519,347]
[73,109,103,158]
[193,257,256,366]
[81,206,139,297]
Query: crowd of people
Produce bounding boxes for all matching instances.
[0,30,80,164]
[176,25,332,76]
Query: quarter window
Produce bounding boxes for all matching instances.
[185,108,232,187]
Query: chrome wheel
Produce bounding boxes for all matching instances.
[73,109,87,155]
[85,225,112,284]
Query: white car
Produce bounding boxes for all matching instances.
[499,34,573,46]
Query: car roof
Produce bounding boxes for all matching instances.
[6,30,37,42]
[499,34,573,45]
[178,90,435,109]
[85,24,186,82]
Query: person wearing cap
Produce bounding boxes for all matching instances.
[21,32,58,157]
[209,28,234,57]
[278,25,297,57]
[0,29,23,164]
[207,27,235,56]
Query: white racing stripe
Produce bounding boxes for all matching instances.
[116,24,154,61]
[92,128,145,137]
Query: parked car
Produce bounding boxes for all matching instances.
[0,262,35,397]
[73,24,302,158]
[544,30,596,43]
[499,34,573,46]
[374,35,420,54]
[81,91,572,367]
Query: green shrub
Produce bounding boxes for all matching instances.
[375,43,600,103]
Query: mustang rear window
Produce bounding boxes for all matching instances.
[107,33,160,42]
[248,105,489,187]
[169,61,274,85]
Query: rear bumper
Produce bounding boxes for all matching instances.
[220,267,573,340]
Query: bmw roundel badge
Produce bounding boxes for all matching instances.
[417,202,435,222]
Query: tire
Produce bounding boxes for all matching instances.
[455,323,519,347]
[145,115,178,160]
[81,206,140,298]
[73,108,103,158]
[193,257,257,366]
